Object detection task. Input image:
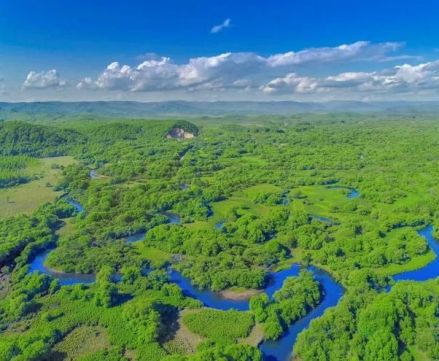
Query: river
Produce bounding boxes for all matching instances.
[27,190,439,361]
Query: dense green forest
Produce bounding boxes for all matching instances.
[0,113,438,361]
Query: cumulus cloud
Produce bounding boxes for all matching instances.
[78,41,405,95]
[78,52,266,92]
[262,73,320,94]
[23,69,67,89]
[266,41,403,67]
[210,18,231,34]
[261,60,439,95]
[78,58,179,92]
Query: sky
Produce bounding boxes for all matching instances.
[1,0,439,102]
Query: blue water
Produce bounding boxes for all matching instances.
[168,264,308,311]
[164,212,181,224]
[260,266,344,361]
[311,215,333,224]
[66,198,84,213]
[28,210,180,282]
[215,221,225,230]
[347,189,360,199]
[393,225,439,282]
[89,170,99,179]
[169,269,251,311]
[327,185,360,199]
[25,198,346,361]
[28,249,95,285]
[126,232,147,243]
[169,264,343,361]
[27,196,439,361]
[127,213,179,242]
[310,186,359,224]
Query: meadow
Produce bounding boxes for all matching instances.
[0,156,76,218]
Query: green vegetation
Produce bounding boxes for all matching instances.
[0,113,439,361]
[0,156,77,218]
[0,156,38,189]
[182,309,254,343]
[0,121,83,157]
[250,270,321,340]
[0,198,75,265]
[47,326,110,361]
[295,281,439,361]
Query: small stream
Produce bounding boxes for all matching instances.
[28,250,95,286]
[327,185,360,199]
[65,198,84,213]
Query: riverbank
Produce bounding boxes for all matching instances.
[219,288,262,300]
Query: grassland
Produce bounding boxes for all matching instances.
[162,309,204,355]
[0,156,76,218]
[182,308,255,343]
[47,326,110,361]
[132,243,172,268]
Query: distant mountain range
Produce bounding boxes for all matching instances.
[1,100,439,119]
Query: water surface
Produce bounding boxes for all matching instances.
[393,225,439,282]
[327,185,360,199]
[30,194,439,361]
[215,221,225,230]
[29,250,95,285]
[66,198,84,213]
[164,212,181,224]
[347,189,360,199]
[259,266,344,361]
[27,198,345,361]
[89,170,99,179]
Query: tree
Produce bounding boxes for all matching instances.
[95,265,118,307]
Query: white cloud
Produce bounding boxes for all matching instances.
[65,41,439,100]
[79,52,267,92]
[77,77,97,90]
[23,69,67,89]
[210,18,231,34]
[262,60,439,95]
[262,73,320,94]
[178,52,266,88]
[326,61,439,92]
[266,41,403,67]
[79,41,404,95]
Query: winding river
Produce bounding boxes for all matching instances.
[27,190,439,361]
[393,225,439,282]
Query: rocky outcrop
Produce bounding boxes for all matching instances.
[166,127,195,139]
[166,121,199,140]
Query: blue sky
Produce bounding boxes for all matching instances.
[1,0,439,101]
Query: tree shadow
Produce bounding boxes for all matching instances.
[156,304,180,343]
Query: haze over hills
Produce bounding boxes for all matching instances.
[1,101,439,120]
